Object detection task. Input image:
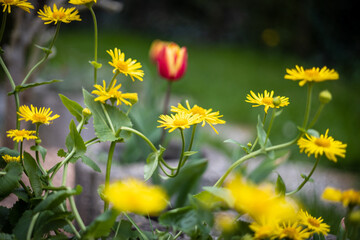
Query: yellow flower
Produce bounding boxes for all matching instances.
[104,178,168,216]
[214,212,237,233]
[0,0,33,13]
[297,129,347,162]
[68,0,96,5]
[38,4,81,24]
[158,112,200,133]
[298,210,330,236]
[275,222,310,240]
[92,80,138,106]
[245,90,289,113]
[250,221,278,240]
[285,65,339,86]
[171,100,225,134]
[321,187,342,202]
[6,129,37,142]
[322,187,360,207]
[18,105,60,125]
[2,154,20,163]
[107,48,144,81]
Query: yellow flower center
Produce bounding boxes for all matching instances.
[173,119,188,126]
[52,11,66,19]
[191,106,206,116]
[15,130,27,136]
[305,69,320,79]
[308,218,320,228]
[282,228,297,239]
[315,138,331,148]
[116,61,129,72]
[262,97,273,105]
[33,113,47,123]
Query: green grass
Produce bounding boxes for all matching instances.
[43,29,360,172]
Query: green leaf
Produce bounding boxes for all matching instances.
[9,199,30,227]
[8,80,62,95]
[0,233,15,240]
[275,109,283,117]
[89,60,103,69]
[307,129,320,138]
[57,149,67,158]
[13,210,33,240]
[34,185,82,213]
[144,146,165,181]
[83,89,132,142]
[81,155,101,172]
[183,151,198,157]
[275,174,286,196]
[65,119,86,159]
[33,210,71,239]
[82,209,118,239]
[201,187,234,207]
[257,115,272,148]
[59,94,84,123]
[0,206,10,231]
[30,145,47,162]
[0,162,23,200]
[23,152,43,197]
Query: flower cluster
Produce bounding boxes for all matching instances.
[322,187,360,207]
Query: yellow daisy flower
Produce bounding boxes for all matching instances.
[298,210,330,236]
[285,65,339,86]
[104,178,168,216]
[107,48,144,81]
[38,4,81,25]
[245,90,289,113]
[2,154,20,163]
[18,105,60,125]
[92,80,138,106]
[6,129,37,142]
[322,187,360,207]
[0,0,34,13]
[297,129,347,162]
[158,112,200,133]
[171,100,225,134]
[250,221,278,240]
[321,187,342,202]
[68,0,96,5]
[275,222,310,240]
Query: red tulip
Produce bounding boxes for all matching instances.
[149,40,170,63]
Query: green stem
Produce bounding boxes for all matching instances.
[302,83,314,130]
[42,186,68,191]
[120,126,157,152]
[0,55,16,90]
[61,163,68,186]
[107,71,119,91]
[250,113,267,152]
[0,11,7,43]
[66,219,81,239]
[286,156,320,196]
[264,109,276,146]
[27,212,40,240]
[114,216,122,238]
[0,171,6,175]
[88,6,98,85]
[50,148,76,181]
[21,23,61,86]
[104,141,116,212]
[307,103,325,129]
[34,124,46,175]
[85,137,99,145]
[124,212,149,240]
[182,124,197,163]
[173,231,183,239]
[101,103,115,134]
[69,195,86,231]
[19,180,32,197]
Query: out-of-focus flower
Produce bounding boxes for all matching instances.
[250,220,278,240]
[171,100,225,134]
[156,42,187,81]
[38,4,81,24]
[158,112,200,133]
[274,222,310,240]
[6,129,37,142]
[18,105,60,125]
[245,90,289,113]
[149,40,171,63]
[322,187,360,207]
[297,129,346,162]
[298,210,330,236]
[104,178,168,216]
[92,80,138,106]
[107,48,144,82]
[2,154,20,163]
[68,0,96,5]
[285,65,339,87]
[0,0,34,13]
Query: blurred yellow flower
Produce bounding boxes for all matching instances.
[214,212,237,234]
[2,154,20,163]
[0,0,34,13]
[18,105,60,125]
[158,112,200,133]
[92,80,138,106]
[104,178,168,216]
[297,129,346,162]
[275,222,310,240]
[298,210,330,236]
[171,100,225,134]
[245,90,289,113]
[285,65,339,86]
[38,4,81,24]
[6,129,37,142]
[322,187,360,207]
[250,220,278,240]
[107,48,144,81]
[68,0,96,5]
[321,187,342,202]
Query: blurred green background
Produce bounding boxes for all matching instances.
[40,0,360,173]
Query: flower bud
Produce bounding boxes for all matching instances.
[157,42,188,81]
[82,108,92,117]
[319,90,332,104]
[272,97,281,106]
[35,138,42,144]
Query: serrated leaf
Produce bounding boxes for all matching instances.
[8,80,62,95]
[30,145,47,162]
[81,155,101,172]
[59,94,84,122]
[65,120,86,159]
[83,89,132,142]
[0,162,23,200]
[23,152,43,197]
[275,174,286,196]
[82,209,118,239]
[144,146,165,181]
